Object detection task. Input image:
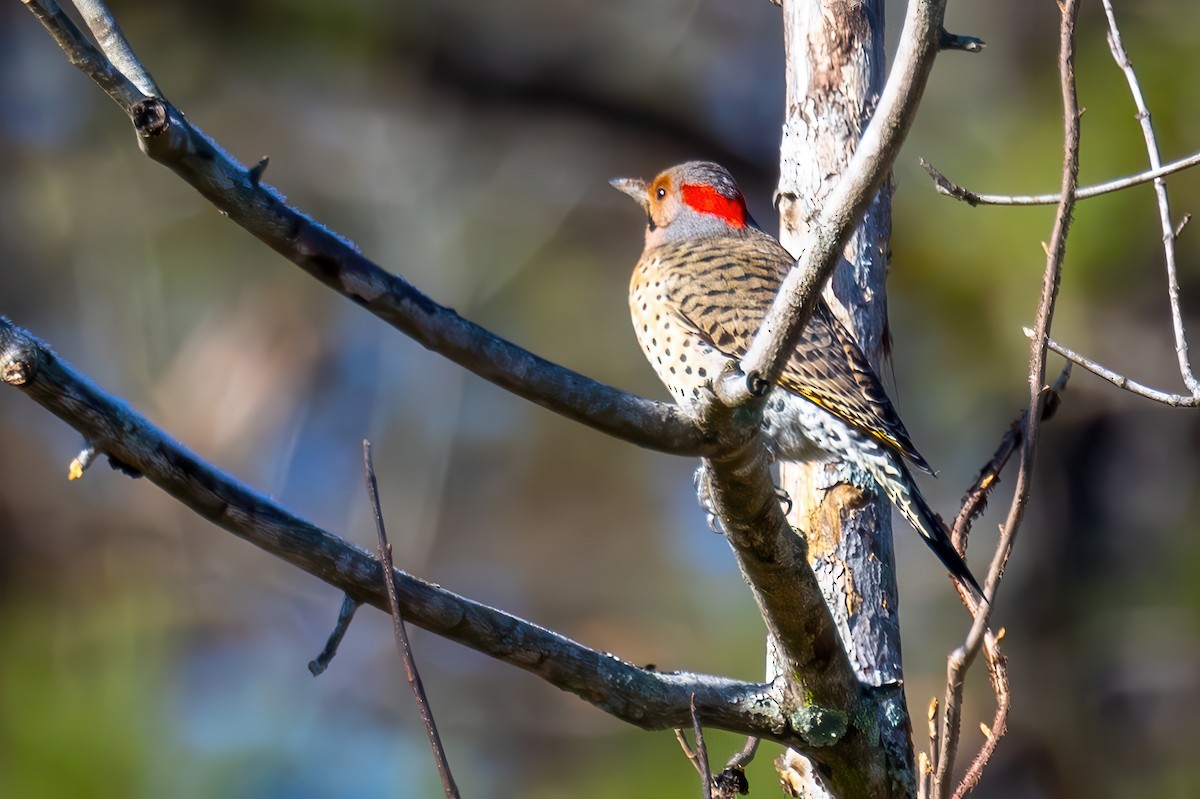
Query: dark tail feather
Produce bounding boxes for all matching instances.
[865,454,986,602]
[916,506,985,602]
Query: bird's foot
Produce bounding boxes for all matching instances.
[693,465,724,533]
[775,485,793,516]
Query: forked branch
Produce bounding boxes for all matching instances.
[923,1,1200,412]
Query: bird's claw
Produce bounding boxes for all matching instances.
[693,465,725,534]
[775,485,793,516]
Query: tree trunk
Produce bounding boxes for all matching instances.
[775,0,914,794]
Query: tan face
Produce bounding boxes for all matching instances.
[610,169,683,235]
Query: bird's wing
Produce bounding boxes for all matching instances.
[661,233,931,472]
[780,302,932,473]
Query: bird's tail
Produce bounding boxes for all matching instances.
[860,449,985,601]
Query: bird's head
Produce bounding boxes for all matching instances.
[610,161,756,247]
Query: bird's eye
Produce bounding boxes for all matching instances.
[656,187,667,199]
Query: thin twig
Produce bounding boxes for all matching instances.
[1032,330,1200,406]
[724,737,759,771]
[675,729,700,769]
[689,694,714,799]
[950,364,1071,558]
[921,148,1200,206]
[1175,213,1191,240]
[935,2,1081,797]
[1102,0,1200,395]
[923,697,939,799]
[308,594,362,676]
[364,441,459,799]
[953,629,1009,799]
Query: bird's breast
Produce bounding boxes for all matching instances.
[629,255,732,404]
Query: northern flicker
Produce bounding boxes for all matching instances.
[611,160,982,599]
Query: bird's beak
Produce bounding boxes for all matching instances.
[609,176,649,208]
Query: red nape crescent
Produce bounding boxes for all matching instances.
[680,183,748,228]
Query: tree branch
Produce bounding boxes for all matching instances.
[0,316,791,744]
[740,0,951,396]
[70,0,161,97]
[18,0,712,459]
[935,1,1081,796]
[921,148,1200,206]
[690,410,875,796]
[925,3,1200,413]
[1101,0,1200,395]
[1033,331,1200,406]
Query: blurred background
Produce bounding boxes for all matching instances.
[2,1,1199,796]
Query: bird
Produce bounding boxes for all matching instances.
[610,160,982,599]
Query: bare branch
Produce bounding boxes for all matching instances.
[931,0,1200,411]
[724,737,759,772]
[689,694,714,799]
[20,0,144,110]
[308,594,361,677]
[945,365,1068,793]
[0,317,789,743]
[1102,0,1200,395]
[741,0,953,398]
[922,698,939,799]
[18,0,712,459]
[1031,330,1200,406]
[921,148,1200,206]
[935,2,1082,796]
[1175,213,1191,239]
[69,0,161,96]
[365,441,459,799]
[675,729,701,774]
[952,629,1009,799]
[691,438,873,793]
[950,364,1071,557]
